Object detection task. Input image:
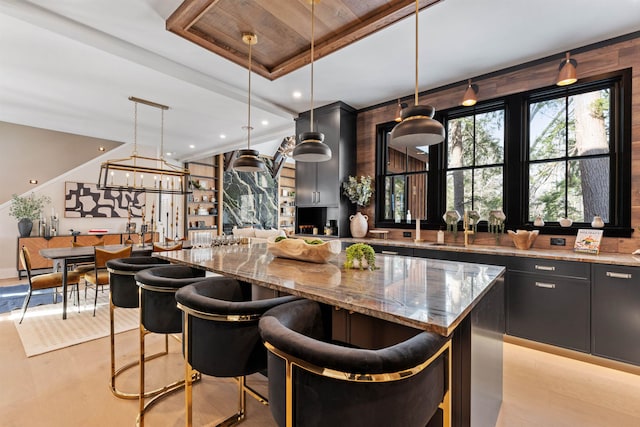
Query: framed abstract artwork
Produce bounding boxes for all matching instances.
[64,182,145,218]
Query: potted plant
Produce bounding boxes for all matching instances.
[8,193,51,237]
[342,175,374,238]
[344,243,377,270]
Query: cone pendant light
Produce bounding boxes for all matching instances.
[233,32,266,172]
[389,0,445,149]
[556,52,578,86]
[292,0,332,162]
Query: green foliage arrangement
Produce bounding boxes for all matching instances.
[8,193,51,220]
[342,175,374,208]
[344,243,377,270]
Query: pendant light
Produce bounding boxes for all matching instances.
[389,0,445,148]
[461,79,478,106]
[233,32,266,172]
[556,52,578,86]
[98,96,190,195]
[292,0,332,162]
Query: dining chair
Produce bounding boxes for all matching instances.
[18,246,81,324]
[71,240,105,300]
[83,246,132,316]
[152,242,183,252]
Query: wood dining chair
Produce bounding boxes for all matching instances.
[84,246,132,316]
[18,246,81,323]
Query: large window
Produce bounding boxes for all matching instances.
[375,69,631,235]
[378,135,429,223]
[527,86,611,225]
[446,108,505,216]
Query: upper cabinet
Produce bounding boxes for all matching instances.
[295,102,356,208]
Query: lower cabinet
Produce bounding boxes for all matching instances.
[507,261,591,353]
[592,264,640,365]
[368,244,414,257]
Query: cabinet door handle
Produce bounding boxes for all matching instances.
[381,250,398,255]
[606,271,632,279]
[317,191,320,204]
[535,282,556,289]
[312,192,316,204]
[534,265,556,271]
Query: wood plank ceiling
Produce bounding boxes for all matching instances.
[166,0,443,80]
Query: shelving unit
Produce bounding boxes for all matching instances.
[278,162,296,233]
[184,156,223,239]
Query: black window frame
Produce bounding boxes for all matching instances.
[374,68,632,237]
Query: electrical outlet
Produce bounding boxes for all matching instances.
[550,237,566,246]
[403,231,412,238]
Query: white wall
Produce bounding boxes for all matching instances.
[0,143,180,279]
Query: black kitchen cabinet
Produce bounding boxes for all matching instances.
[295,102,356,236]
[295,102,355,208]
[369,244,414,257]
[507,259,591,353]
[592,264,640,366]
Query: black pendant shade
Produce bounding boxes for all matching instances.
[234,149,266,172]
[389,105,445,148]
[292,131,331,162]
[292,1,332,163]
[231,32,265,173]
[389,0,444,149]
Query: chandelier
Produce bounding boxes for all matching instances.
[98,96,190,195]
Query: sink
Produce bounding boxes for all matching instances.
[423,242,467,248]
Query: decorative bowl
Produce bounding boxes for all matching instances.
[267,237,341,264]
[507,229,539,250]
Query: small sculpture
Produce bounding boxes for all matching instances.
[443,210,461,236]
[488,209,506,244]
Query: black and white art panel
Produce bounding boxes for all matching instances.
[64,182,145,218]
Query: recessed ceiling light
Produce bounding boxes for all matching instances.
[293,91,302,98]
[29,179,38,184]
[189,144,195,149]
[166,152,172,156]
[98,146,105,151]
[261,120,269,126]
[220,134,226,139]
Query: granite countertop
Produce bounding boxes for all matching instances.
[340,237,640,267]
[154,244,505,336]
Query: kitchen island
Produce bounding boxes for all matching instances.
[154,243,506,427]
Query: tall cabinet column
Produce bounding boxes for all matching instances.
[294,101,356,237]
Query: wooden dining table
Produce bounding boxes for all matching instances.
[39,244,152,319]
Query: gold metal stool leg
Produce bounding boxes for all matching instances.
[109,298,169,399]
[137,324,200,426]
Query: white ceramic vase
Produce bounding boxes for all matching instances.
[349,212,369,238]
[591,215,605,228]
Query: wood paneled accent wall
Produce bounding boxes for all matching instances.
[356,34,640,253]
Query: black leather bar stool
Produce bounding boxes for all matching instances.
[105,256,171,399]
[259,299,452,427]
[134,265,206,427]
[175,278,299,427]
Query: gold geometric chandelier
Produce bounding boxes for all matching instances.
[98,96,190,195]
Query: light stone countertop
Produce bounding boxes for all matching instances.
[340,237,640,267]
[154,243,505,336]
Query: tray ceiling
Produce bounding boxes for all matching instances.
[166,0,442,80]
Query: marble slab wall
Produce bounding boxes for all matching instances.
[223,158,277,232]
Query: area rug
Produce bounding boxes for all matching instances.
[0,284,59,314]
[9,290,139,357]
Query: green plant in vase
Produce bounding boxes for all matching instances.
[8,193,51,237]
[344,243,377,270]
